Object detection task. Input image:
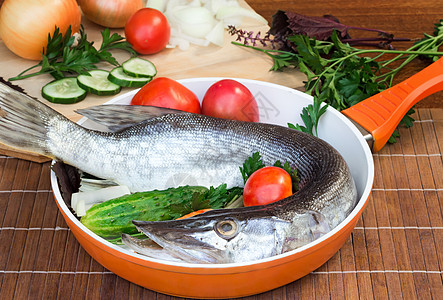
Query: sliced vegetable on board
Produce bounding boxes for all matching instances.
[41,78,87,104]
[122,57,157,78]
[159,0,267,50]
[108,67,152,88]
[77,70,122,96]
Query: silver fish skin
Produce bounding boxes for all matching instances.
[0,82,357,264]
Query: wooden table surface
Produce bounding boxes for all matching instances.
[0,1,442,299]
[0,108,441,300]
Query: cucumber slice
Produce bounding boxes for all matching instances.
[42,78,87,104]
[108,67,152,88]
[77,70,121,96]
[122,57,157,78]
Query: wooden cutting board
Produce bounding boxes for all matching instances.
[0,1,305,163]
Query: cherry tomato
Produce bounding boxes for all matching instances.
[243,166,292,207]
[130,77,201,114]
[201,79,259,122]
[125,8,170,55]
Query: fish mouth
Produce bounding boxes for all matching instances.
[121,233,185,263]
[128,219,228,264]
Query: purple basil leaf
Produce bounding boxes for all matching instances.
[284,11,349,40]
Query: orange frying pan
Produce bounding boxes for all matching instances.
[343,56,443,152]
[51,57,443,299]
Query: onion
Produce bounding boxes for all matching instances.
[172,6,215,39]
[205,21,225,47]
[146,0,167,12]
[216,6,268,27]
[0,0,81,60]
[78,0,143,28]
[156,0,267,49]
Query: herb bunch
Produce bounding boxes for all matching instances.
[9,26,136,81]
[230,12,443,141]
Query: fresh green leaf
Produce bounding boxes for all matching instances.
[289,34,326,73]
[233,18,443,144]
[205,184,229,209]
[240,152,266,183]
[289,96,328,136]
[387,129,401,144]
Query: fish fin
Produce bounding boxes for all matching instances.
[0,82,64,157]
[75,105,189,132]
[308,211,331,239]
[282,211,331,252]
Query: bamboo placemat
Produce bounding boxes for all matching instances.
[0,108,441,299]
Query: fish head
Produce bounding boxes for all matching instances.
[129,207,331,264]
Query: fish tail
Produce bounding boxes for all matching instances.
[0,81,67,157]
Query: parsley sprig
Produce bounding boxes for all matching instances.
[240,152,300,193]
[9,26,136,81]
[169,184,244,216]
[231,19,443,140]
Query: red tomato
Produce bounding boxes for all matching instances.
[125,8,170,55]
[201,79,259,122]
[130,77,201,114]
[243,166,292,207]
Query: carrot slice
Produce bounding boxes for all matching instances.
[177,209,212,220]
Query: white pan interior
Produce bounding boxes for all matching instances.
[51,77,374,267]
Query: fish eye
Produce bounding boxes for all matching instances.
[214,218,239,240]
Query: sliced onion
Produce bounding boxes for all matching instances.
[205,21,225,47]
[153,0,268,49]
[173,6,215,39]
[216,6,268,26]
[168,27,210,50]
[0,0,81,60]
[78,0,143,28]
[146,0,168,12]
[72,185,130,217]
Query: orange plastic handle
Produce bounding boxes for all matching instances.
[342,56,443,152]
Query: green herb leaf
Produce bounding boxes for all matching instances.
[232,18,443,144]
[239,152,265,183]
[288,96,328,136]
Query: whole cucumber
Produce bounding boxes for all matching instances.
[80,185,208,238]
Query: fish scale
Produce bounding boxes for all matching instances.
[0,82,357,264]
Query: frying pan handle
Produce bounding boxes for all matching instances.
[342,56,443,152]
